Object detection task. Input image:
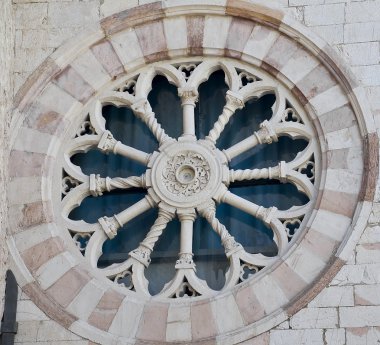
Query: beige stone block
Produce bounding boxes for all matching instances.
[342,42,379,66]
[48,2,99,28]
[100,0,138,18]
[312,24,344,45]
[13,223,57,253]
[191,301,218,339]
[13,127,55,155]
[325,169,362,195]
[252,275,289,315]
[346,327,380,345]
[224,19,253,59]
[319,190,358,219]
[331,264,380,286]
[90,39,125,78]
[88,289,125,332]
[135,20,168,62]
[211,294,244,333]
[272,262,308,301]
[21,236,64,272]
[167,304,190,322]
[269,329,323,345]
[36,251,76,290]
[344,22,380,44]
[325,329,345,345]
[39,82,82,117]
[355,284,380,306]
[356,244,380,264]
[290,307,338,329]
[16,300,49,321]
[318,105,356,134]
[166,320,192,342]
[309,286,354,307]
[8,176,43,205]
[46,267,91,309]
[22,281,77,328]
[163,16,188,56]
[8,151,47,179]
[340,306,380,327]
[109,29,145,71]
[23,102,67,136]
[36,320,82,341]
[264,35,301,72]
[66,279,105,321]
[303,230,339,262]
[54,66,95,103]
[304,4,345,26]
[235,284,265,324]
[186,15,205,56]
[280,50,319,84]
[325,126,362,151]
[243,24,279,62]
[16,29,49,49]
[14,321,39,342]
[9,200,54,233]
[108,298,144,338]
[14,47,55,73]
[309,85,348,116]
[71,50,111,90]
[47,27,83,49]
[345,0,380,23]
[359,226,380,244]
[352,65,380,87]
[284,244,326,284]
[310,209,351,242]
[14,3,48,29]
[136,302,169,341]
[69,320,115,344]
[202,15,232,52]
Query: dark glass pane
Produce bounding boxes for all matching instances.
[196,70,228,138]
[149,75,183,139]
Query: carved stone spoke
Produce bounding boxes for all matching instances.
[206,90,244,144]
[89,174,146,197]
[97,130,151,165]
[62,57,319,299]
[131,98,174,145]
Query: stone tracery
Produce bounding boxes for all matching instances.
[61,58,319,298]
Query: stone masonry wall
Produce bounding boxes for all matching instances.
[0,0,13,319]
[5,0,380,344]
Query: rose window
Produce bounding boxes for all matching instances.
[60,58,319,298]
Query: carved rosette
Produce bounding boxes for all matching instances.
[162,151,210,197]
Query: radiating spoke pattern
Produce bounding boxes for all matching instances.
[61,57,319,299]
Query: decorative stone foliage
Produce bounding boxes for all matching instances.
[8,0,378,344]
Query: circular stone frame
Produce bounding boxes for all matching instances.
[8,1,378,344]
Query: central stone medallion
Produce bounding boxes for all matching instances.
[150,139,224,209]
[163,151,210,196]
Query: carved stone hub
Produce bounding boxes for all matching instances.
[150,139,225,209]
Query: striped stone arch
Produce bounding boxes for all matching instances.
[8,0,378,344]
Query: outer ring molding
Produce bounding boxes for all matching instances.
[7,1,378,344]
